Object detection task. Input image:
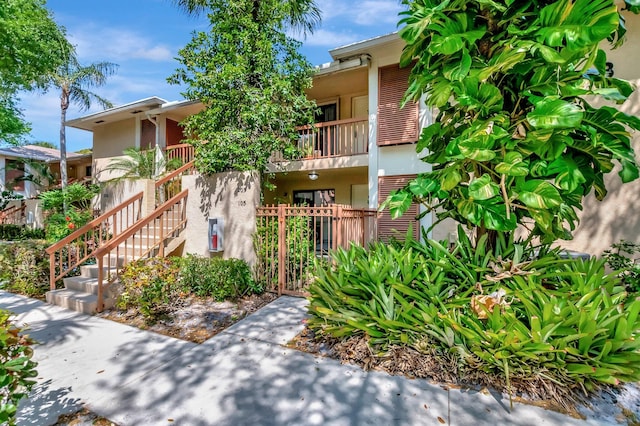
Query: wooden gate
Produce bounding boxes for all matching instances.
[255,205,377,296]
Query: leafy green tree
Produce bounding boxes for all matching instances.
[169,0,320,174]
[49,55,116,189]
[29,141,58,150]
[0,0,72,145]
[388,0,640,246]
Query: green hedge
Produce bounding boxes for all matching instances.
[117,255,262,321]
[0,241,50,297]
[0,225,45,241]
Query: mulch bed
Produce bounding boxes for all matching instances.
[96,292,278,343]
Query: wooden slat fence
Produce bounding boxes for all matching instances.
[255,204,377,296]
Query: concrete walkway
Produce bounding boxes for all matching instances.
[0,291,611,426]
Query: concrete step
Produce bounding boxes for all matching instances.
[63,276,116,298]
[45,289,115,315]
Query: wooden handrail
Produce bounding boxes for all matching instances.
[296,117,367,131]
[94,190,188,256]
[46,192,144,254]
[155,161,195,188]
[0,203,25,225]
[46,191,145,290]
[164,143,192,151]
[94,189,188,311]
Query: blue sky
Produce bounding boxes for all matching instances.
[20,0,404,152]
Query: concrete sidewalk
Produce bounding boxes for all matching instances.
[0,291,610,426]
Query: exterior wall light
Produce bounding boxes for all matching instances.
[308,171,319,180]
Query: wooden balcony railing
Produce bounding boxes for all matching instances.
[46,192,144,289]
[271,118,369,162]
[94,189,188,311]
[165,143,194,165]
[155,161,195,206]
[0,202,26,225]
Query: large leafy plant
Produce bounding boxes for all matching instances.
[389,0,640,244]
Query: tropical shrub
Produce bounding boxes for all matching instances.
[388,0,640,245]
[117,257,186,321]
[308,231,640,398]
[102,147,182,181]
[0,309,38,426]
[181,255,260,300]
[40,183,99,242]
[0,225,45,241]
[0,241,50,297]
[603,240,640,292]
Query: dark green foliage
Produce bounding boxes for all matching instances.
[40,183,99,242]
[117,257,187,321]
[0,192,22,211]
[0,240,50,297]
[388,0,640,244]
[1,0,72,144]
[0,309,38,426]
[169,0,318,174]
[39,183,99,213]
[181,255,260,300]
[0,225,45,241]
[117,256,261,322]
[308,230,640,394]
[603,240,640,292]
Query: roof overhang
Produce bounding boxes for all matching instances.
[65,96,168,131]
[329,32,400,61]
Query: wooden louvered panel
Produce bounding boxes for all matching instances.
[378,175,420,241]
[377,64,418,146]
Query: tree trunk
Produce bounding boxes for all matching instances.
[60,90,68,191]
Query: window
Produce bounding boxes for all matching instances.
[293,189,335,207]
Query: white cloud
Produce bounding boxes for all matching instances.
[353,1,404,26]
[303,29,362,47]
[69,26,174,63]
[316,0,403,26]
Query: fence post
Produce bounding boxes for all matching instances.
[277,204,286,295]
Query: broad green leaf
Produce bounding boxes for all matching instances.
[468,175,500,201]
[527,99,584,129]
[483,203,517,231]
[517,180,563,209]
[457,199,482,225]
[417,123,442,152]
[385,189,413,219]
[496,152,529,176]
[440,166,462,191]
[547,157,586,192]
[444,50,472,81]
[458,135,496,161]
[409,176,439,198]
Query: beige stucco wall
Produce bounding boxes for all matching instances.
[92,119,136,179]
[4,199,44,228]
[182,172,260,265]
[98,179,148,215]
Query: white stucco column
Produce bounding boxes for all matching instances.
[367,58,379,210]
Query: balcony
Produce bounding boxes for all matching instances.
[272,118,369,162]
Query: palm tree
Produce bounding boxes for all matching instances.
[172,0,321,35]
[50,55,117,189]
[102,147,182,181]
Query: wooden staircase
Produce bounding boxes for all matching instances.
[45,160,194,314]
